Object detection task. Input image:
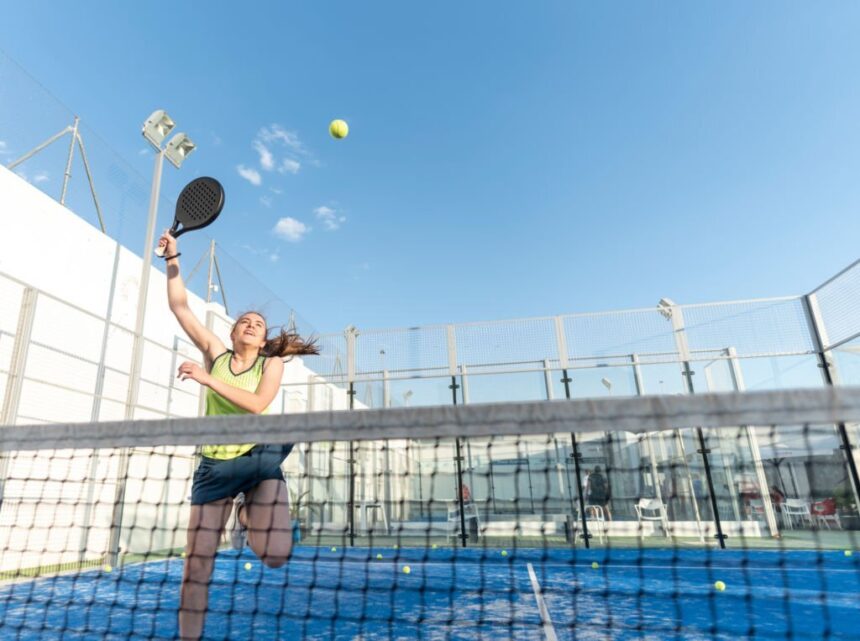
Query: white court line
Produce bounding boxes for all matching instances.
[561,563,857,574]
[527,562,559,641]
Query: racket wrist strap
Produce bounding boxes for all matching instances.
[164,253,181,261]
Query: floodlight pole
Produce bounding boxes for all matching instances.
[106,148,165,566]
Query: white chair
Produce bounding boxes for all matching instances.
[811,499,842,530]
[635,498,669,539]
[781,499,814,529]
[447,500,481,541]
[576,505,607,544]
[358,500,389,535]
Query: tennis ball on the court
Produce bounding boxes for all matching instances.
[591,562,599,570]
[329,119,349,139]
[244,562,252,571]
[432,544,438,550]
[714,581,726,592]
[331,547,337,552]
[501,550,508,557]
[402,565,411,574]
[376,554,383,560]
[103,564,113,573]
[845,550,854,557]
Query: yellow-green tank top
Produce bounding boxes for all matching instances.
[201,351,266,460]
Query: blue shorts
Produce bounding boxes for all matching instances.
[190,443,293,505]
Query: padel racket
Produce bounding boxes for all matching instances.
[155,177,225,256]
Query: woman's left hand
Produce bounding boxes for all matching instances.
[177,361,211,386]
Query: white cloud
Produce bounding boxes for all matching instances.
[279,158,301,175]
[253,140,275,171]
[247,124,313,176]
[138,148,150,156]
[0,140,9,156]
[33,171,49,184]
[273,217,310,242]
[241,244,280,262]
[259,195,273,208]
[211,133,223,147]
[258,125,305,153]
[270,187,283,195]
[237,164,262,186]
[314,205,347,231]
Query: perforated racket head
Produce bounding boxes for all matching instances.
[155,177,225,256]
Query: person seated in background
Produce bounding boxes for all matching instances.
[769,485,786,511]
[585,466,612,521]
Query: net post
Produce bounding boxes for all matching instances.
[555,317,591,548]
[803,294,860,518]
[666,302,728,548]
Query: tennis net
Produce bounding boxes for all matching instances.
[0,387,859,640]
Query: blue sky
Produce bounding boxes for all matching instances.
[1,2,860,334]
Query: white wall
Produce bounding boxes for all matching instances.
[0,166,349,568]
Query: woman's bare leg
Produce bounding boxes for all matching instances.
[179,499,232,640]
[244,479,293,568]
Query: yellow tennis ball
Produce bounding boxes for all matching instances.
[376,553,383,560]
[329,119,349,139]
[845,550,854,557]
[432,544,438,550]
[393,544,399,550]
[331,547,337,552]
[103,564,113,573]
[244,562,252,571]
[180,551,186,558]
[402,565,411,574]
[714,580,726,592]
[501,550,508,557]
[591,562,599,570]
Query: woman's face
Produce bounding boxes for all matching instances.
[231,313,267,351]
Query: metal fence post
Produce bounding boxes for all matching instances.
[0,287,38,509]
[803,294,860,516]
[664,303,727,548]
[346,326,357,546]
[554,317,590,548]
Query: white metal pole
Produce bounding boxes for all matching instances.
[60,117,79,205]
[126,149,164,419]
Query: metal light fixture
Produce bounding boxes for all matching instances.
[657,297,676,320]
[141,110,176,150]
[164,132,196,168]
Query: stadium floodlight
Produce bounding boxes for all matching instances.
[657,297,676,320]
[141,110,176,150]
[164,132,196,168]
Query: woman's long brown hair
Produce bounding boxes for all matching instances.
[232,311,320,360]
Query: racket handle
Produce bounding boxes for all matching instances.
[154,245,167,257]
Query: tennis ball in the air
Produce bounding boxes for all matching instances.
[329,119,349,139]
[432,544,438,550]
[402,565,411,575]
[845,550,854,557]
[501,550,508,557]
[331,547,337,552]
[591,562,599,570]
[393,544,399,550]
[103,564,113,573]
[714,581,726,592]
[376,554,383,560]
[244,562,252,571]
[180,551,186,558]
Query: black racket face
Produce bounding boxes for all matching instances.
[173,177,225,234]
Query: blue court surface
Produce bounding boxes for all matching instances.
[0,547,858,640]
